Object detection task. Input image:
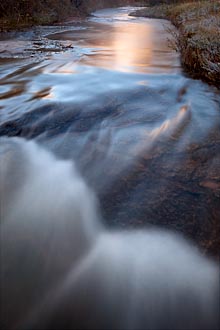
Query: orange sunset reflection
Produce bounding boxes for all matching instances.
[82,22,154,72]
[111,23,153,72]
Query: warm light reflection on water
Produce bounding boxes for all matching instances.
[76,19,180,73]
[48,13,180,74]
[110,23,153,72]
[149,105,190,140]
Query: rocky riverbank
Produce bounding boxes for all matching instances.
[130,1,220,87]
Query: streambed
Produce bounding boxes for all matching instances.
[0,7,220,254]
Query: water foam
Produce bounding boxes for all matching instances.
[0,137,219,330]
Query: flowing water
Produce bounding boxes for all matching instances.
[0,7,220,330]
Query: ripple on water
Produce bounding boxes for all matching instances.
[0,7,220,330]
[0,7,219,256]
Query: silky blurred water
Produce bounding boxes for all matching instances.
[0,136,219,330]
[0,6,220,330]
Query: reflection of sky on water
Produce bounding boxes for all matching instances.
[0,7,219,262]
[47,7,180,74]
[0,6,219,153]
[0,6,182,123]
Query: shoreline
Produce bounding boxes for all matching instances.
[0,9,85,33]
[130,1,220,88]
[0,1,141,32]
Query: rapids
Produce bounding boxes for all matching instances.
[0,6,220,330]
[0,137,219,330]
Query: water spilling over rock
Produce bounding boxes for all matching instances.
[0,137,219,330]
[0,7,220,330]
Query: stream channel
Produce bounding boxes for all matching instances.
[1,7,219,253]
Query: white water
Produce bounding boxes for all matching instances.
[0,137,219,330]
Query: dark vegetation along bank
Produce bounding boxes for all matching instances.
[131,0,220,87]
[0,0,141,30]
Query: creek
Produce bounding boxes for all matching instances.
[0,7,219,330]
